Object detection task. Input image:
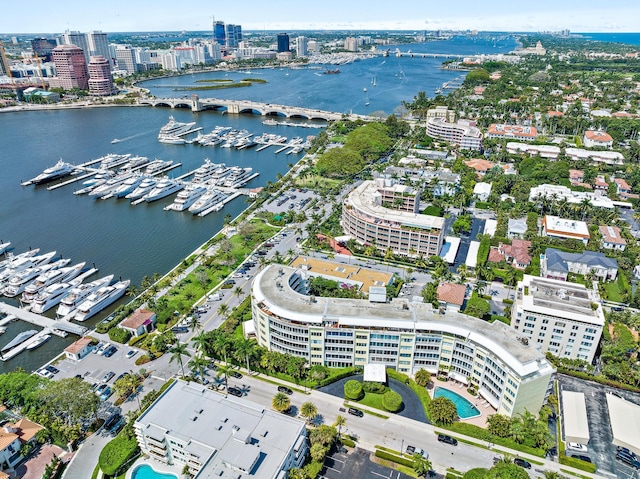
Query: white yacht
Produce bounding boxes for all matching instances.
[165,183,208,211]
[125,177,157,200]
[188,189,227,214]
[145,159,173,175]
[0,242,10,255]
[143,178,184,202]
[119,156,149,171]
[88,172,133,198]
[112,175,146,198]
[30,278,83,314]
[158,135,186,145]
[3,259,68,297]
[21,262,85,303]
[158,116,196,139]
[192,159,225,183]
[56,274,113,318]
[208,165,233,185]
[27,160,75,185]
[73,279,130,322]
[223,167,255,188]
[0,251,55,285]
[0,249,39,273]
[1,330,37,353]
[99,153,132,170]
[26,334,51,350]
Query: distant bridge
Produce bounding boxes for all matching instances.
[140,96,366,121]
[374,48,466,60]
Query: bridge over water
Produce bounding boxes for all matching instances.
[140,96,368,122]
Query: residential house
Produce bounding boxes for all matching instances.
[508,218,528,239]
[120,309,157,337]
[594,176,608,192]
[464,158,495,178]
[583,130,613,148]
[64,336,93,361]
[541,247,618,281]
[473,182,492,202]
[432,171,460,197]
[488,240,532,270]
[613,178,639,199]
[437,283,466,312]
[486,124,537,141]
[599,225,627,251]
[541,215,591,245]
[0,418,44,469]
[569,170,592,189]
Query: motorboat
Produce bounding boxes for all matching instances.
[73,279,130,322]
[158,116,196,138]
[30,278,83,314]
[158,135,186,145]
[21,262,85,303]
[125,177,157,200]
[25,334,51,351]
[165,183,208,211]
[99,153,131,170]
[0,242,10,255]
[56,274,113,318]
[192,159,225,184]
[208,165,233,185]
[119,156,150,171]
[262,119,278,126]
[188,189,227,215]
[25,160,75,185]
[3,258,69,297]
[222,167,255,188]
[0,249,39,273]
[88,172,133,198]
[112,175,146,198]
[145,159,173,175]
[143,178,184,202]
[0,251,56,286]
[1,330,38,353]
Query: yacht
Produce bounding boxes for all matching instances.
[112,175,146,198]
[192,159,224,183]
[25,334,51,351]
[0,242,10,255]
[188,189,227,215]
[158,116,196,138]
[1,330,38,353]
[143,178,184,202]
[119,156,150,171]
[165,183,208,211]
[73,279,130,322]
[21,262,85,303]
[125,177,157,200]
[145,159,173,175]
[0,251,56,285]
[3,259,67,297]
[0,249,39,272]
[262,119,278,126]
[208,165,233,185]
[27,160,75,185]
[56,274,113,318]
[74,172,115,195]
[158,135,186,145]
[235,136,257,149]
[99,153,132,170]
[30,278,83,314]
[88,172,133,198]
[223,167,255,188]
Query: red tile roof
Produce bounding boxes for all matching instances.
[121,309,156,330]
[599,225,626,245]
[64,336,92,354]
[437,283,466,306]
[584,130,613,142]
[499,239,532,267]
[487,247,505,263]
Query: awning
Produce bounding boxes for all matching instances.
[448,372,469,385]
[606,392,640,456]
[561,391,590,444]
[364,364,386,383]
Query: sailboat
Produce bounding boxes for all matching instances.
[371,76,377,87]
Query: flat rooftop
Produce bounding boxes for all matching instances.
[344,181,445,230]
[254,265,549,376]
[289,256,393,292]
[136,380,306,479]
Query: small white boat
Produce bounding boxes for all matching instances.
[143,178,184,202]
[26,334,51,351]
[0,242,10,255]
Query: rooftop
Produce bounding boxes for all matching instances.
[64,336,93,354]
[599,225,626,245]
[487,124,537,138]
[120,309,155,330]
[289,257,393,293]
[254,265,548,375]
[584,130,613,142]
[543,215,590,238]
[437,283,466,306]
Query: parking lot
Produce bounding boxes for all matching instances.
[322,448,419,479]
[558,374,640,477]
[262,188,318,214]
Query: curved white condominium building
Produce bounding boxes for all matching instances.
[252,265,554,417]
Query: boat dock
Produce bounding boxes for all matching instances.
[197,191,243,217]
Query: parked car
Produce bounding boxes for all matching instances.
[437,434,458,446]
[100,387,112,401]
[103,346,118,358]
[93,341,104,354]
[227,387,243,397]
[45,365,59,374]
[102,371,115,382]
[570,454,592,463]
[229,371,243,379]
[347,407,364,417]
[513,458,531,469]
[36,368,54,379]
[277,386,293,395]
[406,446,428,459]
[104,413,121,431]
[97,343,110,356]
[617,451,640,469]
[96,383,108,394]
[126,350,137,359]
[171,326,189,334]
[264,243,275,247]
[567,442,588,452]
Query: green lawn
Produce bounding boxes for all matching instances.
[357,392,386,411]
[604,281,623,302]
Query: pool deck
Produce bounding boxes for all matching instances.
[126,457,182,479]
[430,380,496,428]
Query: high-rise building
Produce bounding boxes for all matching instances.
[225,24,242,48]
[86,31,110,63]
[31,38,57,61]
[62,30,90,64]
[277,33,290,53]
[307,40,320,53]
[115,46,137,74]
[88,55,113,96]
[51,44,89,90]
[213,21,226,46]
[344,37,359,52]
[295,36,307,57]
[0,42,9,77]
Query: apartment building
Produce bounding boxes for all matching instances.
[511,275,604,363]
[486,124,537,141]
[252,265,555,417]
[341,180,445,258]
[426,117,483,150]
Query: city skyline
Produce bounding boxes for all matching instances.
[1,0,639,34]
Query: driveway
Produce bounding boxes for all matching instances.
[319,374,428,423]
[323,447,418,479]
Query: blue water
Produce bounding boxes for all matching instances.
[434,386,481,419]
[579,33,640,46]
[131,464,178,479]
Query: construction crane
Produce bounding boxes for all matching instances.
[32,52,47,89]
[0,41,14,85]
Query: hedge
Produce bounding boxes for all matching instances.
[556,369,640,393]
[374,449,414,468]
[340,435,356,447]
[387,368,432,420]
[382,390,403,412]
[443,423,546,457]
[316,367,360,388]
[98,432,139,476]
[344,380,364,400]
[303,461,324,478]
[108,327,132,344]
[128,333,148,347]
[559,454,597,473]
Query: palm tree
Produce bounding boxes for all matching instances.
[216,363,231,392]
[187,315,202,332]
[300,401,318,423]
[217,303,230,320]
[213,333,232,364]
[233,286,244,300]
[235,337,257,374]
[113,372,143,410]
[333,415,346,442]
[272,392,291,413]
[168,342,191,377]
[126,284,139,298]
[191,332,210,356]
[188,354,209,382]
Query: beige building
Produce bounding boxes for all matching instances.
[341,180,445,258]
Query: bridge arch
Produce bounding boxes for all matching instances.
[264,111,287,118]
[237,108,264,116]
[173,102,191,109]
[289,113,311,120]
[152,101,173,108]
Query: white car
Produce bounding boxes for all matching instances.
[36,368,54,379]
[567,442,588,452]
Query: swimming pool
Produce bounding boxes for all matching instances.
[434,387,481,419]
[130,464,178,479]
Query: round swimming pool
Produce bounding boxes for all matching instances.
[130,464,178,479]
[434,386,481,419]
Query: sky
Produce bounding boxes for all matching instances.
[2,0,640,34]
